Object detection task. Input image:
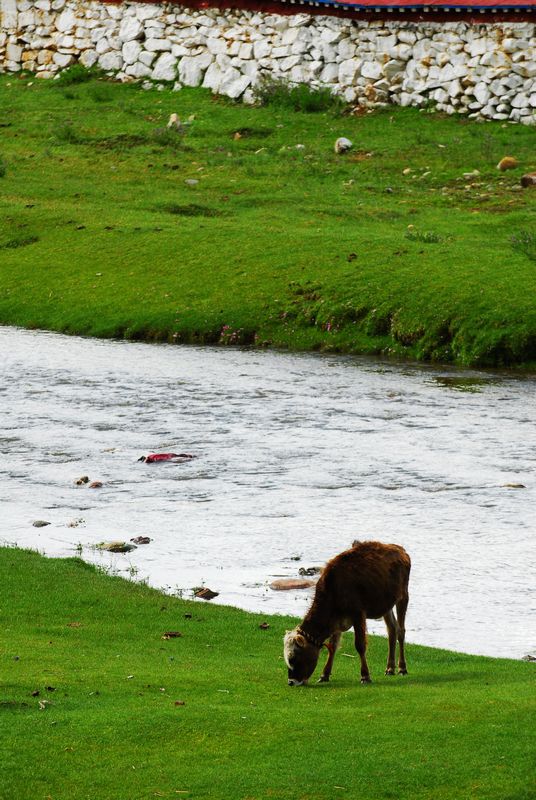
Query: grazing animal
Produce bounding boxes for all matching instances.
[284,540,410,686]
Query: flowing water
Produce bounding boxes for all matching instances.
[1,326,534,659]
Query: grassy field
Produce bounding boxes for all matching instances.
[1,72,536,366]
[1,546,534,800]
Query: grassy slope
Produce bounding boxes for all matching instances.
[1,547,534,800]
[0,75,536,366]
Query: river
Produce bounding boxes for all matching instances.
[1,326,534,659]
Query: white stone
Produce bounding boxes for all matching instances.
[272,45,291,59]
[281,27,300,46]
[473,81,490,105]
[397,30,417,45]
[135,5,161,21]
[122,40,142,66]
[289,65,309,83]
[280,54,301,71]
[220,69,251,98]
[383,59,404,80]
[56,8,76,33]
[53,51,73,67]
[337,38,356,61]
[18,9,36,27]
[512,93,529,108]
[376,34,397,53]
[388,44,412,62]
[338,58,360,85]
[6,42,22,61]
[1,0,18,28]
[320,28,342,45]
[79,49,98,68]
[361,61,382,80]
[125,61,152,79]
[253,39,271,60]
[179,52,212,86]
[319,63,339,84]
[99,50,122,72]
[238,42,253,60]
[152,52,177,81]
[145,38,172,52]
[202,61,224,92]
[171,44,189,58]
[95,37,110,55]
[207,36,227,55]
[118,16,143,43]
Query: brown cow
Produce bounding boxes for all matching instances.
[284,540,410,686]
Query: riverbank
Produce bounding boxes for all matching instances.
[1,74,536,367]
[2,546,534,800]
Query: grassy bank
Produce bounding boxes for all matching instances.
[1,73,536,366]
[1,546,534,800]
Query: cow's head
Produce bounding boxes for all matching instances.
[284,628,321,686]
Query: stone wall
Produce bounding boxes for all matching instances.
[1,0,535,122]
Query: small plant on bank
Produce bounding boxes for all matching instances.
[0,158,6,178]
[511,230,536,262]
[88,83,114,103]
[55,63,101,86]
[0,234,39,250]
[405,228,444,244]
[53,120,83,144]
[151,127,185,149]
[253,77,345,113]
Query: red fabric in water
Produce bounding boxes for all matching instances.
[144,453,193,462]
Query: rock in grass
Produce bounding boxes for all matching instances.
[270,578,317,591]
[97,541,137,553]
[194,587,219,601]
[520,172,536,188]
[334,137,353,155]
[497,156,519,171]
[298,566,322,576]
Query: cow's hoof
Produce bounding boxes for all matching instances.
[360,676,372,684]
[385,668,395,676]
[398,668,408,676]
[317,675,330,683]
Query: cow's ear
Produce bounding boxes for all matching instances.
[295,634,306,648]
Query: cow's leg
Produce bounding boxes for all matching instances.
[395,594,409,675]
[353,612,371,684]
[318,631,341,683]
[383,609,397,675]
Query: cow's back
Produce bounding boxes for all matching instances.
[317,540,410,620]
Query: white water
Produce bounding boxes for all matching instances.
[1,326,535,659]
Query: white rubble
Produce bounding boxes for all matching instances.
[0,0,534,123]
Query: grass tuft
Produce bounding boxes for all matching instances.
[55,63,101,86]
[405,229,444,244]
[254,77,344,113]
[511,230,536,262]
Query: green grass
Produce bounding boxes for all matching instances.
[1,74,536,366]
[1,546,534,800]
